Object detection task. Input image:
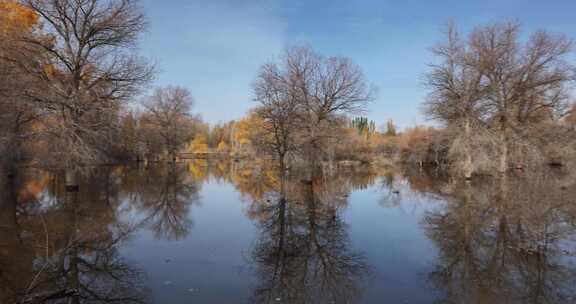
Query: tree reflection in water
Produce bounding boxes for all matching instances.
[2,160,575,303]
[124,163,201,241]
[419,169,576,304]
[0,167,148,304]
[238,165,373,304]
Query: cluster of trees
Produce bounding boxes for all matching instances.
[243,23,576,180]
[0,0,152,178]
[350,117,377,139]
[4,141,575,303]
[0,0,211,175]
[250,45,375,174]
[230,109,445,170]
[116,86,203,162]
[117,106,256,161]
[239,22,576,180]
[422,22,576,178]
[2,0,574,182]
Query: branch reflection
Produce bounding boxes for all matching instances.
[125,163,200,241]
[237,164,373,304]
[417,170,576,303]
[0,168,148,304]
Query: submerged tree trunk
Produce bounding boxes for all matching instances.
[498,121,509,175]
[65,169,79,189]
[0,173,20,249]
[278,151,287,174]
[65,181,81,304]
[463,118,473,179]
[499,143,508,174]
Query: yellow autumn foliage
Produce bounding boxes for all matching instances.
[187,135,209,153]
[0,0,38,33]
[187,159,208,181]
[233,113,265,146]
[216,140,229,152]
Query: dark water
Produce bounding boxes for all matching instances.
[1,160,576,303]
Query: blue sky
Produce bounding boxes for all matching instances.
[138,0,576,129]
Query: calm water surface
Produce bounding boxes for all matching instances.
[1,160,575,303]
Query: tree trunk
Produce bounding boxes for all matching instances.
[278,152,286,174]
[65,169,79,193]
[463,118,473,179]
[0,174,20,248]
[498,125,509,175]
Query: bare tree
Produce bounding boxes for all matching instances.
[285,46,374,169]
[253,45,374,174]
[19,0,153,173]
[468,22,574,173]
[143,86,194,162]
[424,21,575,175]
[253,62,300,172]
[424,22,490,179]
[0,46,38,172]
[0,2,44,174]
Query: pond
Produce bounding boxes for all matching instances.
[1,160,575,303]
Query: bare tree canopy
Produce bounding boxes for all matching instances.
[424,21,575,177]
[143,86,195,161]
[0,1,44,171]
[253,45,374,172]
[17,0,153,169]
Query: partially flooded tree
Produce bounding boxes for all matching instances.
[424,22,490,179]
[20,0,153,176]
[469,22,574,173]
[253,62,300,172]
[286,46,373,171]
[143,86,194,162]
[253,45,374,175]
[425,21,575,175]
